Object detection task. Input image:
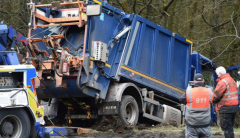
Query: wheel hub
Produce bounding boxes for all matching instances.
[125,103,136,124]
[1,122,13,135]
[0,115,22,137]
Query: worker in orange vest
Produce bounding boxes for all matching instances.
[180,73,214,138]
[214,66,239,138]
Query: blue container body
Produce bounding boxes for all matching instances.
[84,3,192,99]
[34,2,193,100]
[118,15,192,98]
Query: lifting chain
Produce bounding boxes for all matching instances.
[67,106,73,125]
[85,105,91,119]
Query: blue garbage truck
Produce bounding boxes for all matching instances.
[24,0,217,128]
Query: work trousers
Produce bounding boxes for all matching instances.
[217,112,220,127]
[220,113,236,138]
[185,126,212,138]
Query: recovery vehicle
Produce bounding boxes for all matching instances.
[0,23,44,138]
[0,22,89,138]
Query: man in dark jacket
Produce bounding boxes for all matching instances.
[214,66,239,138]
[180,73,214,138]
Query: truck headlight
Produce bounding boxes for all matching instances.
[0,94,11,106]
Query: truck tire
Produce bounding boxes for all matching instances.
[119,95,139,125]
[0,108,31,138]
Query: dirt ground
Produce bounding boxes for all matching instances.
[54,126,240,138]
[78,116,240,138]
[54,116,240,138]
[78,126,240,138]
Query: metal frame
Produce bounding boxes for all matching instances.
[28,1,86,29]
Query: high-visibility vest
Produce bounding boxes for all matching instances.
[186,87,213,108]
[185,87,213,126]
[215,77,239,111]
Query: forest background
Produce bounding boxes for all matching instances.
[0,0,239,125]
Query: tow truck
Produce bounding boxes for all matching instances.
[0,23,44,138]
[0,22,77,138]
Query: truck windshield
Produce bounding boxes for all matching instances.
[0,72,24,89]
[229,70,240,88]
[202,70,215,88]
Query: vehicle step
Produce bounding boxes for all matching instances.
[143,97,160,105]
[143,113,165,123]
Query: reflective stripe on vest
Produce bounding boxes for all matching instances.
[223,91,238,96]
[188,89,193,107]
[222,79,238,101]
[208,88,213,102]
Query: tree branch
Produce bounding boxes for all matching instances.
[164,0,175,11]
[138,0,154,15]
[201,5,214,27]
[150,4,161,13]
[133,0,137,13]
[197,12,240,62]
[211,37,237,61]
[115,0,126,12]
[231,12,239,39]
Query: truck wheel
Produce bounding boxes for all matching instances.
[0,108,31,138]
[119,95,139,125]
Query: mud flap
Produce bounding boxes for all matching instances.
[98,102,119,115]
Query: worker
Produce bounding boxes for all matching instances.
[213,66,239,138]
[180,73,213,138]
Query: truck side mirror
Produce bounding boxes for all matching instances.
[86,5,102,16]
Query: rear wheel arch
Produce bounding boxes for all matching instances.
[121,84,143,113]
[106,82,143,113]
[23,107,36,124]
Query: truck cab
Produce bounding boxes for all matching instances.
[0,65,44,138]
[191,51,216,88]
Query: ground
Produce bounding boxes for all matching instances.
[54,126,240,138]
[53,121,240,138]
[52,116,240,138]
[78,126,240,138]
